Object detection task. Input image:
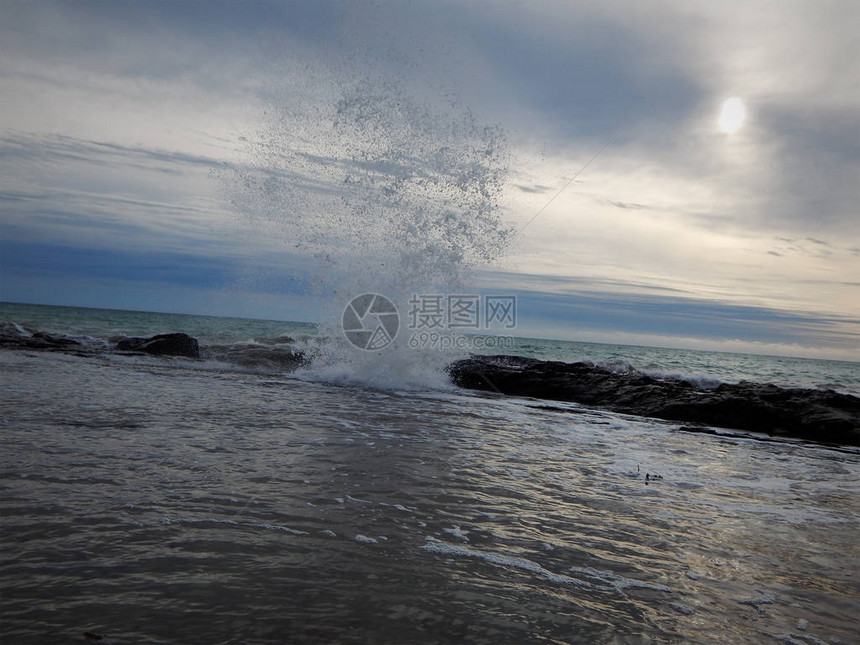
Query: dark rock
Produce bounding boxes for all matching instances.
[115,333,199,358]
[448,355,860,446]
[0,322,82,351]
[114,337,146,351]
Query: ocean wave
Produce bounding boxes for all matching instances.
[202,344,308,372]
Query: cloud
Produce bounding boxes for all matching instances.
[477,268,860,359]
[0,134,232,257]
[515,184,554,194]
[512,287,860,357]
[0,132,226,180]
[608,200,649,210]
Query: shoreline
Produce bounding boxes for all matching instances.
[3,324,858,447]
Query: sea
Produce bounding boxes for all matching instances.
[1,301,858,645]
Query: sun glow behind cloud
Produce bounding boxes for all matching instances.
[718,97,746,133]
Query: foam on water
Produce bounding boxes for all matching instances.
[232,75,512,390]
[160,517,308,535]
[420,537,597,589]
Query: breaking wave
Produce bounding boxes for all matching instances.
[229,75,512,389]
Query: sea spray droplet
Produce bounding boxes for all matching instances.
[330,80,511,287]
[231,75,513,388]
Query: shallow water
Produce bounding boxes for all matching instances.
[1,350,857,644]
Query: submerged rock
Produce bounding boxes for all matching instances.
[115,333,199,358]
[448,355,860,446]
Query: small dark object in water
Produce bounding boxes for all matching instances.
[83,633,104,641]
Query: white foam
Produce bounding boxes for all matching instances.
[354,534,378,544]
[160,517,308,535]
[9,321,32,337]
[420,537,594,588]
[567,565,672,594]
[346,494,372,504]
[442,525,470,542]
[248,522,309,535]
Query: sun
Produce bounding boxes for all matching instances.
[718,97,746,133]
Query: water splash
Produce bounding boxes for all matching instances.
[231,75,512,389]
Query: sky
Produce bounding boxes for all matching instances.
[1,0,858,360]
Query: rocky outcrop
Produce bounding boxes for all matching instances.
[3,323,309,369]
[448,355,860,446]
[115,333,199,358]
[0,322,82,350]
